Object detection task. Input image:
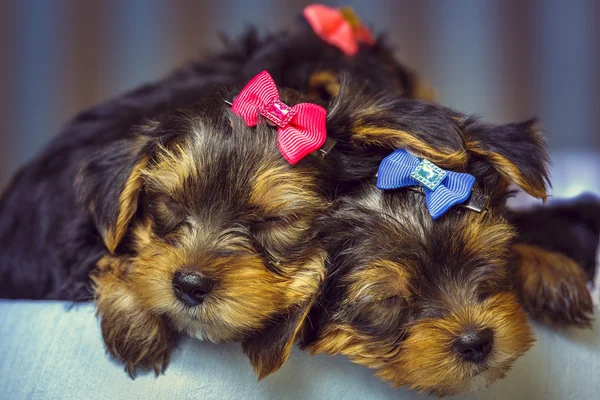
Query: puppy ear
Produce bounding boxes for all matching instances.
[513,243,593,326]
[242,294,317,379]
[466,119,550,199]
[77,134,151,253]
[327,79,467,171]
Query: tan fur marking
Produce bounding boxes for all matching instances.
[345,259,412,303]
[308,70,341,98]
[93,254,172,375]
[142,143,198,195]
[353,126,468,169]
[410,74,437,102]
[461,213,515,266]
[467,141,548,199]
[105,157,148,253]
[250,164,325,214]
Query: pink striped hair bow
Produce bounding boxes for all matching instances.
[231,71,327,165]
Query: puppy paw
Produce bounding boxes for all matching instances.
[93,255,174,376]
[103,310,173,378]
[514,244,594,327]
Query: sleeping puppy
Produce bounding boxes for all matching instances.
[302,113,552,396]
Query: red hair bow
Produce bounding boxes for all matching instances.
[303,4,375,56]
[231,71,327,165]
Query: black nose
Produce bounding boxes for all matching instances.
[454,328,493,362]
[172,270,214,307]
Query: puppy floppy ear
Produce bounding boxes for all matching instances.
[326,79,467,181]
[242,294,317,379]
[465,118,550,199]
[77,133,151,253]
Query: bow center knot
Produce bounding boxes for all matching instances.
[410,159,448,191]
[261,99,296,128]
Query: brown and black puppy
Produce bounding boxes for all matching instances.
[508,193,599,326]
[0,64,457,380]
[1,86,330,377]
[302,117,551,396]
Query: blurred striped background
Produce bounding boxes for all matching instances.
[0,0,598,193]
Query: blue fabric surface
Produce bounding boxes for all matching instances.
[0,300,598,400]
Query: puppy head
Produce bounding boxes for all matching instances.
[237,17,434,103]
[303,95,549,396]
[322,80,550,202]
[465,118,550,203]
[308,188,533,396]
[79,90,327,377]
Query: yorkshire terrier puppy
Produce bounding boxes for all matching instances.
[302,105,552,396]
[0,82,327,377]
[0,5,434,377]
[508,193,599,326]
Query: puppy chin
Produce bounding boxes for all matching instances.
[178,319,222,342]
[189,324,209,342]
[449,357,517,395]
[172,314,247,343]
[468,374,489,392]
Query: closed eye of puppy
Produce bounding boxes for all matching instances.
[302,117,551,396]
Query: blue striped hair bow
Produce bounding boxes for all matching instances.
[376,149,476,220]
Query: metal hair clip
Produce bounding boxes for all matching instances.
[404,186,489,214]
[462,190,488,213]
[312,137,337,159]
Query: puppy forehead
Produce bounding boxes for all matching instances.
[144,115,321,210]
[342,187,513,274]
